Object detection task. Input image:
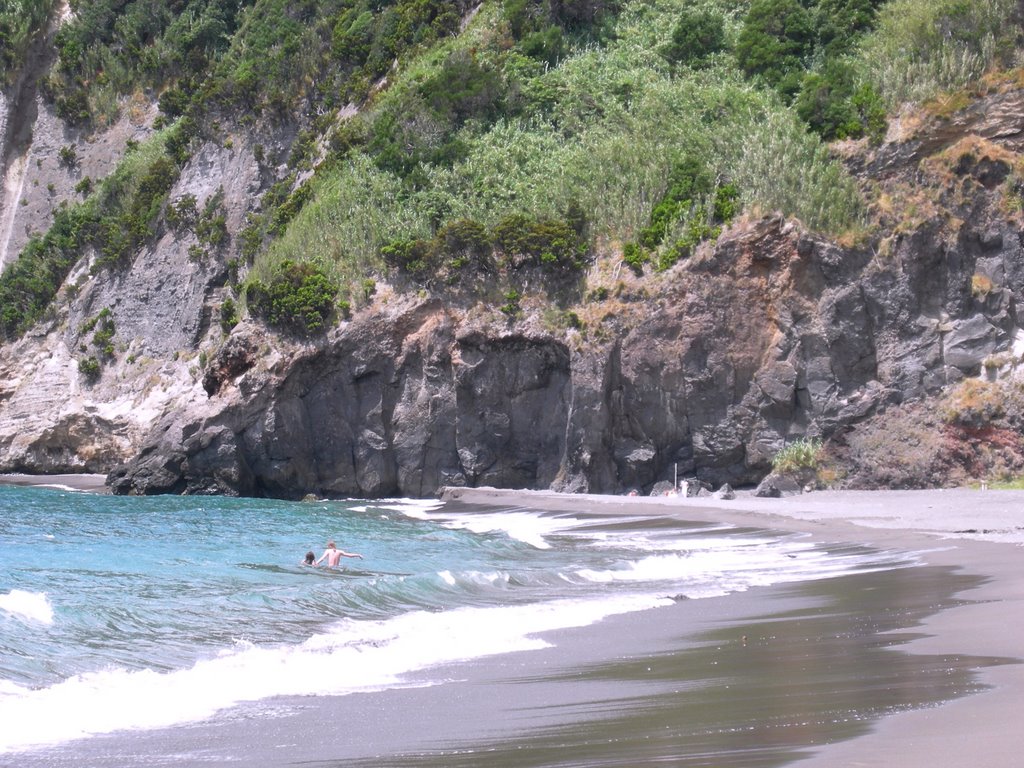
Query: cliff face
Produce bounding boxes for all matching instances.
[106,89,1024,497]
[4,16,1024,497]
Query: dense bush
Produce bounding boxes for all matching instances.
[730,0,890,138]
[167,194,199,233]
[437,219,493,271]
[772,438,823,473]
[735,0,814,98]
[637,158,713,249]
[362,50,506,185]
[622,241,645,275]
[244,259,340,335]
[421,50,504,127]
[380,237,435,276]
[196,188,229,248]
[220,297,239,332]
[78,356,101,381]
[813,0,883,59]
[0,203,96,338]
[661,6,726,68]
[93,153,180,268]
[627,163,742,273]
[203,0,466,116]
[490,213,587,271]
[380,207,587,287]
[58,145,78,169]
[796,61,887,142]
[504,0,617,35]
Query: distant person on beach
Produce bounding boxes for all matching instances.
[316,541,364,568]
[301,551,316,566]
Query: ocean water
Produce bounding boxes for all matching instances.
[0,484,917,757]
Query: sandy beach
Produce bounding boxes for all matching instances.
[3,477,1022,767]
[444,486,1024,768]
[0,473,110,493]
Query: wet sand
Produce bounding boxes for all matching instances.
[444,487,1024,768]
[3,480,1023,766]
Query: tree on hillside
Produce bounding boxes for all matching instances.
[735,0,814,98]
[813,0,883,58]
[662,5,727,67]
[796,59,885,141]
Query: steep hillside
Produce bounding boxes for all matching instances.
[2,0,1024,496]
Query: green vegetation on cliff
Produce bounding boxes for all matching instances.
[250,0,1019,299]
[0,0,58,84]
[1,0,1023,339]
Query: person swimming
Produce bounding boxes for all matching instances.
[315,540,364,568]
[301,551,316,566]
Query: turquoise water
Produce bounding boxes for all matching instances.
[0,484,914,755]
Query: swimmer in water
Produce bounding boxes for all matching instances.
[315,540,364,568]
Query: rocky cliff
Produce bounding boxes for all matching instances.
[106,82,1024,496]
[4,21,1024,497]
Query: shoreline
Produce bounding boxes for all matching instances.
[442,486,1024,767]
[0,473,109,493]
[4,478,1023,765]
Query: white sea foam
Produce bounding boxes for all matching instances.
[396,506,589,549]
[575,541,906,597]
[0,593,670,755]
[370,498,446,516]
[0,590,54,625]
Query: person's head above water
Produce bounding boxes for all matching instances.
[326,540,336,549]
[304,551,315,564]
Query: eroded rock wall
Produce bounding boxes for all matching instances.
[107,136,1024,498]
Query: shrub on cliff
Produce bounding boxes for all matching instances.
[380,209,586,287]
[48,0,244,126]
[85,308,116,358]
[772,438,823,473]
[437,219,493,273]
[219,298,239,333]
[661,6,726,68]
[244,260,340,336]
[796,60,887,142]
[637,158,713,249]
[940,379,1009,428]
[492,214,587,271]
[735,0,815,98]
[77,356,101,382]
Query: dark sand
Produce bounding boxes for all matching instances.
[0,473,109,493]
[445,487,1024,768]
[3,480,1023,767]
